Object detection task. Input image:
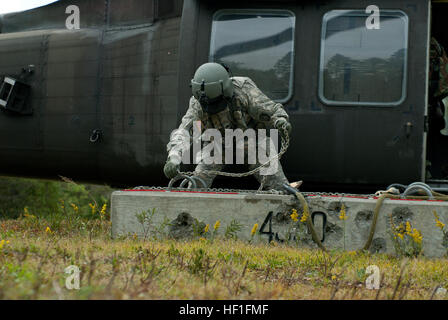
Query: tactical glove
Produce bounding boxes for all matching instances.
[163,158,180,179]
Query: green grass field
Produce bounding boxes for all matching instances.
[0,176,448,300]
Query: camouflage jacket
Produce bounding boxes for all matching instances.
[167,76,289,160]
[430,37,448,100]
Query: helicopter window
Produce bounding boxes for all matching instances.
[319,10,408,106]
[210,10,295,103]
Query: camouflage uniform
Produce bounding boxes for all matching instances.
[430,37,448,100]
[167,76,290,190]
[429,38,448,131]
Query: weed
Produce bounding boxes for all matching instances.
[433,210,448,257]
[389,215,423,258]
[135,208,156,240]
[224,219,242,239]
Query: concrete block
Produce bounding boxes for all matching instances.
[111,189,448,258]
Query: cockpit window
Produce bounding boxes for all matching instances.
[210,10,295,103]
[319,10,408,106]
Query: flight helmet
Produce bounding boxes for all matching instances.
[191,62,234,114]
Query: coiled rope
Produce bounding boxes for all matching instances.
[285,182,448,253]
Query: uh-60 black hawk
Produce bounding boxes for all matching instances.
[1,0,448,193]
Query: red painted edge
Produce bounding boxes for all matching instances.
[122,189,239,195]
[120,189,446,202]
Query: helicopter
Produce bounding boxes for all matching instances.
[0,0,446,192]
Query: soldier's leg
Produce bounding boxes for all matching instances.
[188,140,225,188]
[249,132,289,190]
[192,162,224,188]
[250,162,289,190]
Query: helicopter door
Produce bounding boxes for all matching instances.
[182,0,431,187]
[295,2,431,186]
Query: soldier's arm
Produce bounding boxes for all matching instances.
[243,78,289,127]
[166,97,202,161]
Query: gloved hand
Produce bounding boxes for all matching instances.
[163,157,180,179]
[274,118,292,140]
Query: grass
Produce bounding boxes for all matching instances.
[0,176,448,300]
[1,217,448,300]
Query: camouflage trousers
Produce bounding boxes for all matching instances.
[188,136,290,190]
[193,162,289,191]
[192,155,289,191]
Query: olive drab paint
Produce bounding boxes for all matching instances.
[0,0,438,190]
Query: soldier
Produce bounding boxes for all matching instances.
[429,37,448,134]
[163,62,292,190]
[426,37,448,178]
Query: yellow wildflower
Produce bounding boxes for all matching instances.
[45,226,52,234]
[213,220,220,231]
[89,203,96,214]
[300,210,308,223]
[199,237,206,242]
[100,204,107,216]
[397,233,404,240]
[204,224,210,233]
[290,209,299,222]
[251,223,258,236]
[405,221,412,235]
[0,239,5,249]
[395,223,405,234]
[410,228,423,244]
[331,275,337,280]
[433,210,440,220]
[23,207,36,219]
[434,210,445,230]
[70,203,79,213]
[339,204,347,220]
[436,219,445,230]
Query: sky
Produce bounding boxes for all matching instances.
[0,0,58,14]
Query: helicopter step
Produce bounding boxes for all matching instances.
[111,188,448,258]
